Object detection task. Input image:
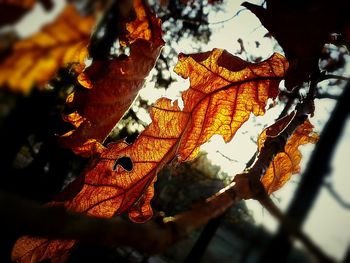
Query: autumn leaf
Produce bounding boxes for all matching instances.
[173,49,287,160]
[59,0,165,156]
[0,4,94,93]
[260,118,319,194]
[12,49,287,263]
[242,1,350,90]
[12,238,74,263]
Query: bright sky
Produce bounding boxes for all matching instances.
[202,1,350,260]
[11,0,350,260]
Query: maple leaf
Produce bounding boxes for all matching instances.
[259,118,319,194]
[12,49,287,263]
[0,4,94,93]
[59,0,165,156]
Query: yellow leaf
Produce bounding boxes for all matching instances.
[260,119,319,194]
[0,4,94,93]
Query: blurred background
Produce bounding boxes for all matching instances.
[0,0,349,262]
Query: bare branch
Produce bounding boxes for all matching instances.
[320,74,350,82]
[324,182,350,209]
[209,8,247,25]
[316,93,339,100]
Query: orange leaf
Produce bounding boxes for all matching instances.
[174,49,288,160]
[260,119,319,194]
[12,50,287,263]
[59,0,164,155]
[11,238,74,263]
[0,4,94,93]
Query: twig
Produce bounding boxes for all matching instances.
[324,181,350,209]
[216,150,238,162]
[316,93,339,100]
[209,8,247,25]
[320,74,350,82]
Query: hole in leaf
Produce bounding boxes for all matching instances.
[117,53,129,60]
[113,156,133,172]
[125,132,139,144]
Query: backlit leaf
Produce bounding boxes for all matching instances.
[173,49,287,161]
[260,119,318,194]
[0,4,94,93]
[12,50,287,263]
[59,0,165,156]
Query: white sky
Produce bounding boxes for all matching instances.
[11,0,350,260]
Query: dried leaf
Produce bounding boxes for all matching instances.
[243,1,350,89]
[12,238,74,263]
[59,0,164,155]
[260,119,319,194]
[0,4,94,93]
[12,49,287,263]
[173,49,287,161]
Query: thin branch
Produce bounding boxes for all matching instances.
[320,74,350,82]
[316,93,339,100]
[209,8,247,25]
[216,150,238,162]
[258,194,334,262]
[324,182,350,209]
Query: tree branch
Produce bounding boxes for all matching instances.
[316,93,339,100]
[324,181,350,209]
[3,76,332,261]
[4,72,334,263]
[260,79,350,263]
[258,194,334,262]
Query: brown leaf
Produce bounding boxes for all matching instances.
[260,119,319,194]
[12,49,287,263]
[0,4,94,93]
[243,1,350,90]
[59,0,165,155]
